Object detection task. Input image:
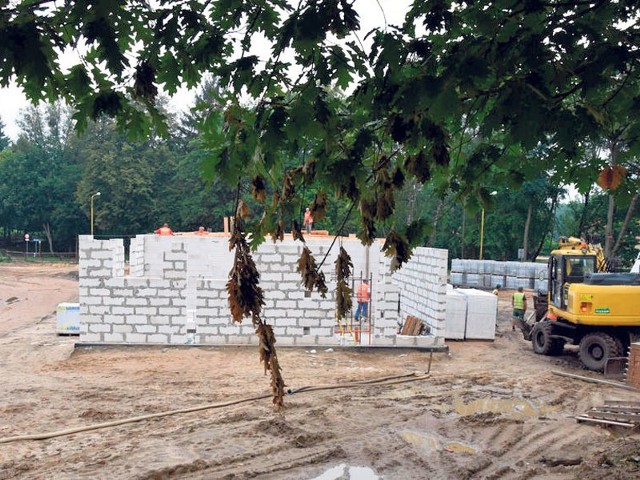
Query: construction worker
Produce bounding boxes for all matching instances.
[303,207,313,234]
[154,223,174,236]
[355,279,371,321]
[512,286,526,332]
[492,284,501,296]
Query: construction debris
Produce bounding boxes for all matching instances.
[552,370,639,391]
[576,400,640,428]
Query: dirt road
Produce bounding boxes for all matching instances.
[1,263,638,479]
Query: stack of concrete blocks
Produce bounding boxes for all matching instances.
[78,235,445,347]
[391,247,448,346]
[450,259,547,292]
[445,285,467,340]
[444,286,497,340]
[456,288,497,340]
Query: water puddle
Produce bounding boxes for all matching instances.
[444,441,477,454]
[400,431,476,454]
[451,396,558,418]
[311,464,381,480]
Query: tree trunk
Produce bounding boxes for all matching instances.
[604,141,618,259]
[43,223,54,254]
[461,208,466,259]
[612,192,639,256]
[577,189,590,237]
[522,202,533,262]
[427,199,443,247]
[533,195,559,261]
[405,180,419,225]
[523,202,532,261]
[604,194,615,258]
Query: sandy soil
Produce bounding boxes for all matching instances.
[1,263,639,480]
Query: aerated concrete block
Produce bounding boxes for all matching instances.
[457,288,497,340]
[445,287,467,340]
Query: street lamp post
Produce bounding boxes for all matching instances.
[479,207,486,260]
[479,191,497,260]
[90,192,101,236]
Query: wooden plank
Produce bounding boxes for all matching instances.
[411,317,423,336]
[401,316,418,336]
[575,416,636,428]
[399,317,409,335]
[402,316,422,336]
[587,410,640,424]
[604,400,640,408]
[597,406,640,414]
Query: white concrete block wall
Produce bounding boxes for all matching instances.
[129,236,144,277]
[373,253,401,343]
[391,247,448,346]
[79,235,448,348]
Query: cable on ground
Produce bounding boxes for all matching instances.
[0,371,430,444]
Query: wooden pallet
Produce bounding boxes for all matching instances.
[576,400,640,428]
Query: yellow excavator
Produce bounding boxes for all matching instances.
[519,237,640,371]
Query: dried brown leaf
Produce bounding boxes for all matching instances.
[271,190,281,208]
[335,246,353,281]
[404,150,430,183]
[291,220,304,242]
[382,230,413,272]
[236,199,250,220]
[227,227,264,322]
[335,280,352,320]
[256,322,285,410]
[303,157,317,182]
[251,175,267,203]
[311,191,327,221]
[297,246,327,297]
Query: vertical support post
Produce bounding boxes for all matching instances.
[479,207,485,260]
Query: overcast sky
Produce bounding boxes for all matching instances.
[0,0,411,141]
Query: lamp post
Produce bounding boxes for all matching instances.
[90,192,101,236]
[479,207,486,260]
[479,191,497,260]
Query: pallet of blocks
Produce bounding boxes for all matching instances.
[576,400,640,428]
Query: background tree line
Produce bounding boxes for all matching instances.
[0,100,637,266]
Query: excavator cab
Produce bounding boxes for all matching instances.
[548,254,597,310]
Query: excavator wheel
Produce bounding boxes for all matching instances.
[578,332,624,372]
[531,321,565,356]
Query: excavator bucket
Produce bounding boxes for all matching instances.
[515,311,536,340]
[604,357,628,379]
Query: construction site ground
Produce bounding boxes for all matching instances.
[1,262,639,479]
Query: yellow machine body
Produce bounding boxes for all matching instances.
[549,283,640,326]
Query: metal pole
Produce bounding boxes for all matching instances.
[90,192,101,236]
[479,207,485,260]
[90,196,94,236]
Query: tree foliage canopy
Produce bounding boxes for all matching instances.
[3,1,639,263]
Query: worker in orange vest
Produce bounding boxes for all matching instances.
[354,279,370,321]
[303,207,313,234]
[154,223,174,236]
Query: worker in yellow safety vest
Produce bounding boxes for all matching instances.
[512,286,527,332]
